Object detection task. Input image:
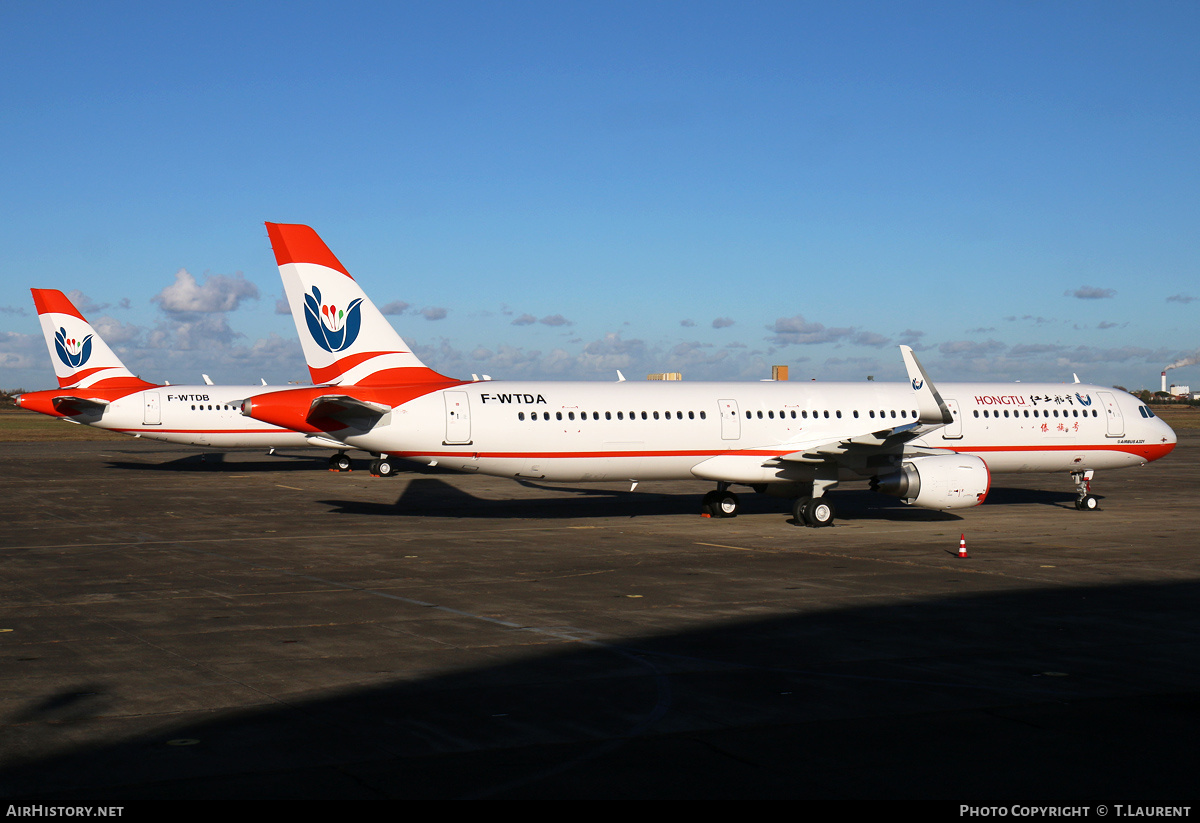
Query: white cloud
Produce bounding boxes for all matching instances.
[91,315,141,345]
[152,269,259,314]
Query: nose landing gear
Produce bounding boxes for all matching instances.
[1072,470,1099,511]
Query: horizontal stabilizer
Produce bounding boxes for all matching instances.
[306,394,392,433]
[51,395,111,413]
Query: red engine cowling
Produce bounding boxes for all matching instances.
[871,454,990,509]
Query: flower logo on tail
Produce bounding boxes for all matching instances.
[304,286,364,353]
[54,327,93,368]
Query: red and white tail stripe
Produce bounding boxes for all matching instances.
[267,223,451,386]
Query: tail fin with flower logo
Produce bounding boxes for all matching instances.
[266,223,452,386]
[30,289,154,390]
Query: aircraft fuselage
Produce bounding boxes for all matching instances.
[246,379,1175,483]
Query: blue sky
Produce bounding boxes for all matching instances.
[2,1,1197,391]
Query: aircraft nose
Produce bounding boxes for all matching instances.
[1161,417,1177,445]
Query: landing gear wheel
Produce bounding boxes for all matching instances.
[371,458,396,478]
[805,496,835,527]
[714,490,739,517]
[791,496,811,526]
[703,489,739,517]
[1075,494,1098,511]
[329,452,352,472]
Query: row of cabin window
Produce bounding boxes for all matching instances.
[518,410,709,421]
[746,409,918,420]
[974,408,1098,419]
[517,408,923,422]
[190,404,236,411]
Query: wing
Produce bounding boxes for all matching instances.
[776,420,950,463]
[692,346,953,484]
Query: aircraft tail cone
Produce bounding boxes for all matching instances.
[958,534,969,558]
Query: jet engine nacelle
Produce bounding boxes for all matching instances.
[871,454,990,510]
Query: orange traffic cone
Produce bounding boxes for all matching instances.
[958,534,969,558]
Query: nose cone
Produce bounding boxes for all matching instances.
[1157,416,1177,454]
[1136,414,1177,463]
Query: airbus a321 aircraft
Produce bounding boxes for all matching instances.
[15,288,330,457]
[243,223,1176,526]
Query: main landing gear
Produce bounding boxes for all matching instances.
[791,496,836,527]
[701,479,838,527]
[1072,469,1099,511]
[328,450,400,477]
[370,456,397,477]
[702,487,740,517]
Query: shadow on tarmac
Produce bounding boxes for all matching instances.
[1,579,1197,801]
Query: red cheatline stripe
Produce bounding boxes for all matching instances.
[265,223,351,277]
[962,443,1175,457]
[111,428,290,435]
[31,288,86,320]
[379,442,1172,461]
[391,449,801,460]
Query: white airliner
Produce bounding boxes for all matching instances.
[13,288,351,460]
[243,223,1177,526]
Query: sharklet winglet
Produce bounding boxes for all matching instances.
[900,345,953,425]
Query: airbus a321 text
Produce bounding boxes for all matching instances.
[242,223,1176,526]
